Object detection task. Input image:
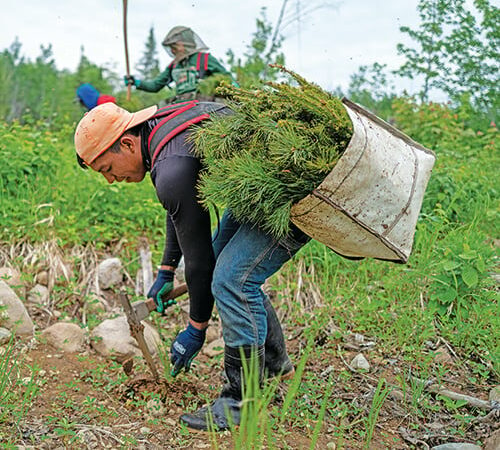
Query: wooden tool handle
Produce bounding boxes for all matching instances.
[145,283,188,312]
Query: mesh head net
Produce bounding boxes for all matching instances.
[162,26,209,58]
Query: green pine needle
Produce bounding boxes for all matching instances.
[193,66,353,239]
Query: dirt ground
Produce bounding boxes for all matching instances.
[1,278,498,449]
[3,330,498,450]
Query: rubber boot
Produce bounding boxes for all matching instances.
[263,296,294,379]
[179,345,265,431]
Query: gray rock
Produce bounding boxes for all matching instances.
[97,258,123,290]
[146,398,165,416]
[0,267,22,287]
[431,444,481,450]
[175,257,185,283]
[0,327,12,345]
[27,284,50,305]
[36,270,49,286]
[488,385,500,404]
[434,346,453,365]
[205,323,221,344]
[484,429,500,450]
[203,338,225,357]
[90,316,160,362]
[41,322,86,353]
[86,295,110,313]
[350,353,370,371]
[0,281,34,335]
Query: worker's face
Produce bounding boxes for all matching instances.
[90,135,146,184]
[170,42,186,56]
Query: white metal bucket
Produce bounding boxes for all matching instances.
[290,98,436,263]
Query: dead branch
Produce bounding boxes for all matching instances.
[410,376,496,411]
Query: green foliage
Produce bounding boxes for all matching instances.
[346,62,397,120]
[227,7,286,87]
[0,120,165,246]
[395,0,499,119]
[192,66,353,238]
[197,73,235,97]
[135,26,160,80]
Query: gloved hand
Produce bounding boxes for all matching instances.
[123,75,141,87]
[170,323,206,377]
[147,269,175,314]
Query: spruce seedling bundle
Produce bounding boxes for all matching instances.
[193,65,353,238]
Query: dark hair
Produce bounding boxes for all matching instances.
[75,123,143,170]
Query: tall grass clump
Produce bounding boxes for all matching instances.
[192,65,353,238]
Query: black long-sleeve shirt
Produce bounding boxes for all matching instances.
[142,126,215,323]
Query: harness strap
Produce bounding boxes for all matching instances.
[148,101,198,150]
[195,53,210,77]
[151,114,210,167]
[148,101,228,168]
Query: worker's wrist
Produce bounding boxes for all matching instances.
[159,264,176,272]
[189,318,209,330]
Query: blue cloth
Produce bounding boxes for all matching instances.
[76,83,100,110]
[212,211,310,347]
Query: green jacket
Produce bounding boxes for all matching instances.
[137,52,232,97]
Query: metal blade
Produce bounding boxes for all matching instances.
[132,284,189,321]
[118,291,159,381]
[133,299,155,321]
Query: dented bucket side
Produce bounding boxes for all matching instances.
[291,99,436,263]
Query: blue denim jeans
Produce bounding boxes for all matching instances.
[212,211,310,348]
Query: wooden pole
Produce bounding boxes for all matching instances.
[123,0,131,100]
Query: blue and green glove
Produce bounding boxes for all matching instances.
[123,75,141,88]
[170,323,206,377]
[147,269,175,314]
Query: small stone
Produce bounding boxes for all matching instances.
[0,281,34,335]
[489,385,500,405]
[27,284,49,305]
[36,270,49,286]
[42,322,86,353]
[205,324,221,344]
[97,258,123,290]
[353,333,365,343]
[350,353,370,371]
[434,346,453,365]
[86,295,109,313]
[327,443,336,449]
[0,327,12,345]
[146,398,165,417]
[484,429,500,450]
[0,267,22,287]
[431,444,481,450]
[175,257,186,283]
[139,427,151,434]
[164,418,176,427]
[194,443,211,449]
[424,340,436,349]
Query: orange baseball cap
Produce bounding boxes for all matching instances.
[74,102,158,164]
